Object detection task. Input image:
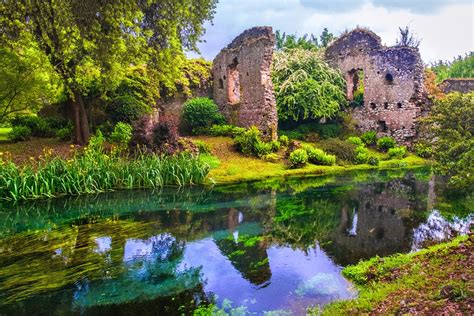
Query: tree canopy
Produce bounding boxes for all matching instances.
[272,49,347,122]
[0,0,217,144]
[275,28,335,51]
[430,52,474,83]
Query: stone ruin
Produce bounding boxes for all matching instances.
[439,78,474,94]
[325,29,426,144]
[212,27,278,140]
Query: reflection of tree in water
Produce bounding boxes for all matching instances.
[214,208,272,287]
[73,233,202,309]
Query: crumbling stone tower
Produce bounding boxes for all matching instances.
[213,27,278,140]
[325,29,426,144]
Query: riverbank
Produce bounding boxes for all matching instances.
[194,136,428,184]
[319,234,473,315]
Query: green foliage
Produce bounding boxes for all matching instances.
[279,135,289,146]
[0,46,62,123]
[347,136,364,147]
[413,143,433,158]
[302,145,336,166]
[275,28,334,50]
[1,0,217,143]
[182,98,225,134]
[107,95,151,125]
[234,126,278,158]
[194,140,211,155]
[0,133,210,201]
[279,122,343,141]
[368,156,380,166]
[355,146,370,164]
[272,49,347,122]
[421,92,474,190]
[8,126,32,142]
[388,146,407,159]
[109,122,133,151]
[377,136,396,152]
[361,131,378,145]
[10,116,55,138]
[319,139,357,164]
[207,124,245,138]
[289,149,308,168]
[431,52,474,83]
[178,59,212,96]
[56,125,73,142]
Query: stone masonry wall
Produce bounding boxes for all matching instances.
[325,29,426,145]
[439,78,474,94]
[212,27,278,140]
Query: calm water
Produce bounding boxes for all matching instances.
[0,168,472,315]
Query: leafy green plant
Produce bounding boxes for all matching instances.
[107,95,151,125]
[208,124,245,137]
[8,126,32,142]
[182,97,225,134]
[304,145,336,166]
[279,135,289,146]
[388,146,407,159]
[270,140,281,152]
[0,133,210,201]
[194,140,211,154]
[289,149,308,168]
[377,136,396,152]
[347,136,364,147]
[355,146,370,164]
[234,126,261,156]
[10,116,55,137]
[272,49,347,122]
[413,143,433,158]
[361,131,377,145]
[109,122,133,151]
[56,125,73,141]
[367,156,380,166]
[319,139,357,164]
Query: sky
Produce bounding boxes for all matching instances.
[189,0,474,64]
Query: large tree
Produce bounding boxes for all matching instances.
[0,0,217,144]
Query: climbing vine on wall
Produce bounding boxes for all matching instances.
[271,49,347,122]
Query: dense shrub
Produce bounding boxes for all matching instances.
[279,122,343,141]
[194,140,211,154]
[319,139,357,163]
[377,136,396,151]
[279,135,289,146]
[270,140,281,152]
[413,143,433,158]
[56,125,73,141]
[234,126,261,156]
[289,149,308,168]
[207,124,245,138]
[254,141,273,158]
[0,133,209,201]
[152,115,181,155]
[110,122,133,151]
[305,146,336,166]
[347,136,364,147]
[272,49,347,122]
[182,97,225,134]
[10,115,55,137]
[388,146,407,159]
[367,156,380,166]
[354,146,370,164]
[107,95,151,124]
[361,131,377,145]
[8,126,32,142]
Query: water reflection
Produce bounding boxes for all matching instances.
[0,168,472,315]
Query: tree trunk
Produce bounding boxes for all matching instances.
[69,90,90,145]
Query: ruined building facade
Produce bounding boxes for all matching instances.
[325,29,426,144]
[439,78,474,94]
[212,27,278,140]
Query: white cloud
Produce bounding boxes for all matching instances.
[190,1,473,64]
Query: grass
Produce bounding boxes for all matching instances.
[318,235,473,315]
[192,136,428,184]
[0,135,210,201]
[0,127,11,141]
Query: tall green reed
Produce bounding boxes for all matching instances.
[0,134,210,201]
